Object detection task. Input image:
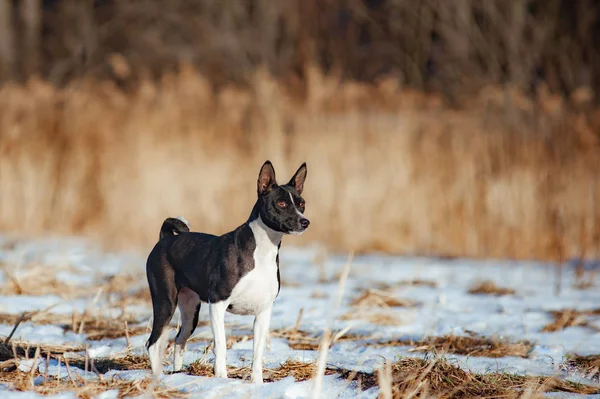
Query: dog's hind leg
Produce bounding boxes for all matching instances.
[146,257,178,378]
[173,287,201,372]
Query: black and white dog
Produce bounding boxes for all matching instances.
[145,161,309,383]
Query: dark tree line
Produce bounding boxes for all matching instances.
[0,0,599,99]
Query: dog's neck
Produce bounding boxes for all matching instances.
[248,202,283,247]
[248,214,283,247]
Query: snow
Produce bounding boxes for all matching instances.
[0,236,599,398]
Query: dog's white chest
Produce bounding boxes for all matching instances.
[227,218,281,315]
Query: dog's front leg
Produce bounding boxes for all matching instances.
[209,302,229,378]
[251,304,273,384]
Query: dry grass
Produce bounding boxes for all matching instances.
[468,280,516,296]
[70,354,150,374]
[0,310,147,341]
[1,338,598,398]
[396,279,439,288]
[0,264,91,297]
[541,308,600,332]
[339,310,402,326]
[0,370,183,399]
[375,335,533,358]
[271,327,369,351]
[0,68,599,260]
[561,354,600,381]
[188,359,339,382]
[0,341,84,362]
[350,289,417,308]
[380,357,600,398]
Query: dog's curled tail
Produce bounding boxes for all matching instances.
[159,216,190,240]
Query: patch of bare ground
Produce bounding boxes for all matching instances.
[541,309,600,332]
[467,280,516,296]
[374,335,533,358]
[560,354,600,381]
[351,289,417,308]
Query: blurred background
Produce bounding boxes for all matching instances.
[0,0,599,261]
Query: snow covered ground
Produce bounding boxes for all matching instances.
[0,235,599,398]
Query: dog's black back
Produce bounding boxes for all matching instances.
[150,224,259,305]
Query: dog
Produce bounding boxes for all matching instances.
[145,160,309,383]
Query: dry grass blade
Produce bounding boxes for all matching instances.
[351,289,417,308]
[374,335,533,358]
[468,280,516,296]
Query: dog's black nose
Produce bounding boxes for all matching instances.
[300,218,310,228]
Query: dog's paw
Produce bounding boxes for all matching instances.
[214,369,228,379]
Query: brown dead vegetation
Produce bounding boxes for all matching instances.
[0,341,83,363]
[2,340,598,398]
[541,308,600,332]
[188,359,339,382]
[1,67,600,261]
[339,310,402,326]
[468,280,516,296]
[0,310,146,341]
[271,327,369,351]
[0,370,183,399]
[70,354,150,375]
[375,335,533,358]
[374,279,439,291]
[351,289,417,308]
[380,357,600,398]
[0,265,91,298]
[561,354,600,381]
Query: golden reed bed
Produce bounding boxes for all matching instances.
[0,64,598,260]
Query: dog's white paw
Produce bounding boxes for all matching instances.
[251,372,264,384]
[214,368,228,379]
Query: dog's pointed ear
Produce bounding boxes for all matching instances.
[257,160,277,195]
[287,163,307,194]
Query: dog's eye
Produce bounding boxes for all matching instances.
[277,201,287,208]
[299,202,305,208]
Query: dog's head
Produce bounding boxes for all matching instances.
[255,161,309,235]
